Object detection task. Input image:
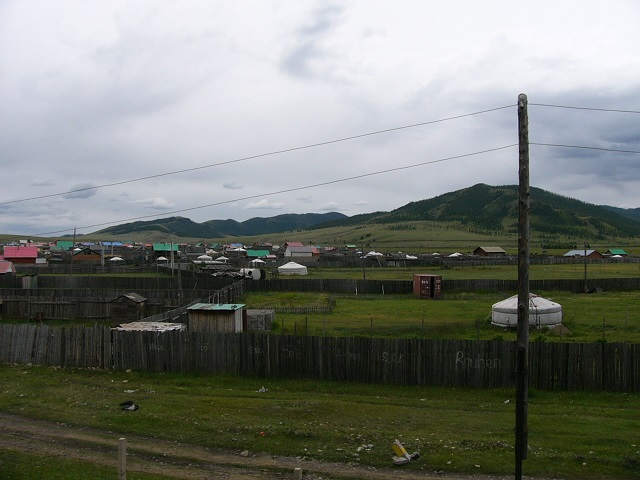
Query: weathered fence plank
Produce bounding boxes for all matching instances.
[1,324,638,391]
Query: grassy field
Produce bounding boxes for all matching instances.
[2,261,639,478]
[298,261,640,280]
[0,364,638,479]
[240,290,640,343]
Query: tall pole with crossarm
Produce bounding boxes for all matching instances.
[515,93,530,479]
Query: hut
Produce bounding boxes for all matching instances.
[111,293,147,323]
[187,303,245,333]
[491,294,562,328]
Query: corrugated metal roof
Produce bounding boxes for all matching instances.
[246,249,270,257]
[476,246,506,253]
[3,246,38,258]
[564,249,597,256]
[187,303,245,311]
[114,322,186,332]
[114,293,147,303]
[0,261,16,274]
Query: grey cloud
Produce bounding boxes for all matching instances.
[279,3,344,78]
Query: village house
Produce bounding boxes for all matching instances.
[52,240,74,251]
[605,248,628,257]
[72,247,103,264]
[284,245,319,258]
[563,249,603,259]
[153,243,180,260]
[246,249,270,260]
[473,246,506,256]
[1,245,39,264]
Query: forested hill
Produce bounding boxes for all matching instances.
[95,184,640,240]
[315,184,640,239]
[96,212,348,238]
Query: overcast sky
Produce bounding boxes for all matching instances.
[2,1,640,237]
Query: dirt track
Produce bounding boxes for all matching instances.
[0,412,517,479]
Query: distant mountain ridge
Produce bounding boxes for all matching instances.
[97,212,348,238]
[316,184,640,239]
[95,184,640,240]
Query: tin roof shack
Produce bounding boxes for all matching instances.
[111,293,147,324]
[187,303,245,333]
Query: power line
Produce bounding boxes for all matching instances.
[530,103,640,115]
[531,142,640,155]
[35,143,517,236]
[1,104,514,207]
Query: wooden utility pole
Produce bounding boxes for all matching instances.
[584,241,588,293]
[515,93,530,480]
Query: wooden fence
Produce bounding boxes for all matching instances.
[1,324,637,392]
[0,282,246,322]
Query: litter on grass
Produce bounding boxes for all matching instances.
[392,439,420,466]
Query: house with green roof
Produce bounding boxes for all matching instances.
[605,249,628,256]
[246,249,270,259]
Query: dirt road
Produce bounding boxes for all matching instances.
[0,412,515,479]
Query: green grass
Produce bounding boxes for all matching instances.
[0,451,171,480]
[0,364,638,479]
[302,261,640,280]
[242,291,640,342]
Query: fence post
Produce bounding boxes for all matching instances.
[118,437,127,480]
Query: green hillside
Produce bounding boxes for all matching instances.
[319,183,640,239]
[97,212,347,238]
[83,184,640,251]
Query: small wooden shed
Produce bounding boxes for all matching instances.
[187,303,245,333]
[111,293,147,323]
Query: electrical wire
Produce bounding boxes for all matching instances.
[15,101,640,236]
[529,103,640,115]
[531,142,640,155]
[35,144,517,236]
[0,104,515,207]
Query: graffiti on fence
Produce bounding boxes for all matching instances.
[455,351,501,369]
[248,345,264,357]
[382,351,405,365]
[336,350,361,362]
